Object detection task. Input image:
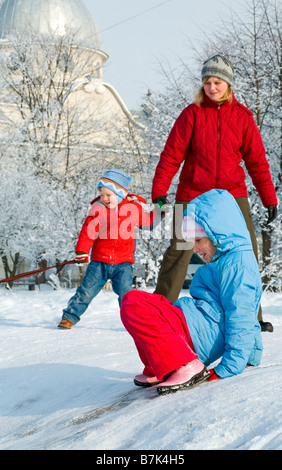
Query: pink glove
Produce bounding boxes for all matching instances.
[74,253,89,264]
[208,369,220,381]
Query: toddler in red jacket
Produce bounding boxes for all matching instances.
[58,169,161,329]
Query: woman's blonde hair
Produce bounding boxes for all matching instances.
[194,77,233,106]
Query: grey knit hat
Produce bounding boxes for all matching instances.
[201,55,234,85]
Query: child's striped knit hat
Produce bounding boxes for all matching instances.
[182,214,208,242]
[97,169,132,201]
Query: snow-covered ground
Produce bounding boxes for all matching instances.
[0,285,281,450]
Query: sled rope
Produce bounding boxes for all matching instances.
[0,260,76,284]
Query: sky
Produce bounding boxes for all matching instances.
[82,0,237,110]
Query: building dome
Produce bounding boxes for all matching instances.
[0,0,102,50]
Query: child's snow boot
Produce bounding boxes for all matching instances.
[157,359,209,395]
[134,373,161,387]
[58,319,74,329]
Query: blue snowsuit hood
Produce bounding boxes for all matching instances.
[174,189,263,378]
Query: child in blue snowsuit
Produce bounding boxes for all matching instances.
[121,189,263,395]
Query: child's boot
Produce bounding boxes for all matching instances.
[134,374,161,387]
[58,319,74,329]
[157,359,209,395]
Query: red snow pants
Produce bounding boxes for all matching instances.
[120,290,198,381]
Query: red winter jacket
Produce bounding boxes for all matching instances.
[152,93,277,207]
[75,194,158,264]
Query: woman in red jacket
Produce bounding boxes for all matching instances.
[152,55,278,332]
[58,169,160,329]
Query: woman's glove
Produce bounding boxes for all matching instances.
[74,253,89,264]
[153,196,168,208]
[153,196,168,219]
[267,205,277,224]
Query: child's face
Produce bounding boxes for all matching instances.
[193,237,216,263]
[99,187,118,209]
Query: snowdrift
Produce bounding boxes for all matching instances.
[0,287,281,450]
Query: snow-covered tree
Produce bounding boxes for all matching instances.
[203,0,281,290]
[0,31,147,287]
[140,0,281,290]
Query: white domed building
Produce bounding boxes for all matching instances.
[0,0,142,153]
[0,0,102,47]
